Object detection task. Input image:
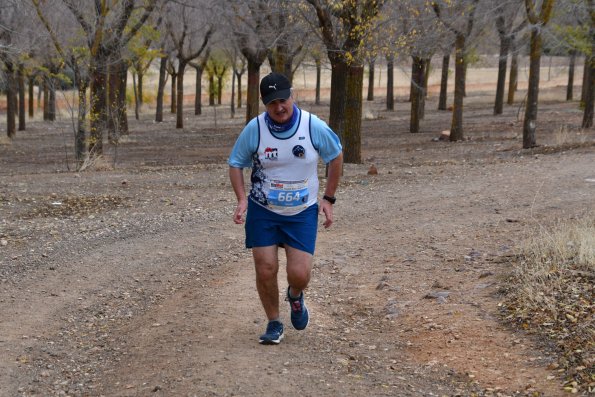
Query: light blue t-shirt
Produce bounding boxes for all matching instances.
[228,108,342,168]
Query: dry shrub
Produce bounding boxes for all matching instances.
[78,154,114,172]
[501,217,594,393]
[552,125,591,147]
[0,135,12,145]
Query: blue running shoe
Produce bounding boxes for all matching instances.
[287,287,309,330]
[259,320,284,345]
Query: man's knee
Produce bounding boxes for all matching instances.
[287,265,311,287]
[255,260,278,281]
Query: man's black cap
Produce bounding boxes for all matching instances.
[260,72,291,105]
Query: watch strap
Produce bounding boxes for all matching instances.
[323,195,336,204]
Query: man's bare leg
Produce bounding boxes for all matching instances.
[253,246,280,321]
[285,245,313,297]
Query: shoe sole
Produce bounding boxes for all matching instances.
[259,333,284,345]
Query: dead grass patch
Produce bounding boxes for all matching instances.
[0,135,12,145]
[501,217,594,393]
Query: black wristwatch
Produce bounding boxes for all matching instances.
[323,195,336,204]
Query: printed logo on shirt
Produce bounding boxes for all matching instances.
[264,147,278,160]
[292,145,305,158]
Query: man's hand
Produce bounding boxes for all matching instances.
[233,199,248,224]
[320,199,334,228]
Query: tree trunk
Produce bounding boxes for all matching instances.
[420,58,429,118]
[37,81,42,110]
[170,74,177,114]
[132,73,140,120]
[217,76,223,105]
[245,59,262,124]
[410,56,424,133]
[523,27,542,148]
[581,56,589,106]
[230,69,235,118]
[18,65,25,131]
[567,50,576,101]
[315,57,321,105]
[582,28,595,128]
[76,82,88,165]
[236,71,243,109]
[43,80,49,121]
[438,54,449,110]
[195,67,203,115]
[386,54,394,111]
[176,62,186,129]
[462,63,468,97]
[367,59,375,101]
[156,56,167,122]
[328,61,348,141]
[6,64,16,139]
[423,59,431,98]
[507,39,518,105]
[582,56,594,128]
[137,72,144,105]
[343,65,363,163]
[89,53,109,156]
[48,80,56,122]
[28,77,34,118]
[408,61,415,102]
[450,34,466,141]
[108,59,128,141]
[494,36,510,115]
[117,68,129,135]
[208,74,215,106]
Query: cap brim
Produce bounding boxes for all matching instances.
[262,89,291,105]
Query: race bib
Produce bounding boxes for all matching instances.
[268,180,309,208]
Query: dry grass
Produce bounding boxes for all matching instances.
[0,135,12,145]
[553,125,593,147]
[77,154,114,172]
[501,216,595,393]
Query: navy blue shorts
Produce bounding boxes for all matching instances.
[245,199,318,255]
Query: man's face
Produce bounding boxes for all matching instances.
[265,96,294,124]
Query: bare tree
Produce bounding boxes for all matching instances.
[567,49,577,100]
[155,55,168,122]
[395,0,444,133]
[507,34,522,104]
[433,0,480,141]
[164,1,213,129]
[61,0,155,156]
[266,2,310,83]
[493,1,526,115]
[166,57,178,114]
[189,48,210,116]
[437,45,453,111]
[0,1,22,138]
[33,0,96,164]
[522,0,555,148]
[128,14,163,118]
[305,0,386,164]
[583,0,594,128]
[220,41,244,117]
[228,0,281,123]
[385,53,395,110]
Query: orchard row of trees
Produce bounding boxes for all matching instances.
[0,0,593,167]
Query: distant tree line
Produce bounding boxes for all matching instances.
[0,0,593,168]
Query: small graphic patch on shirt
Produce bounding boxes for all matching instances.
[264,147,278,160]
[292,145,305,158]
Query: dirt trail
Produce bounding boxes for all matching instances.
[1,92,594,396]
